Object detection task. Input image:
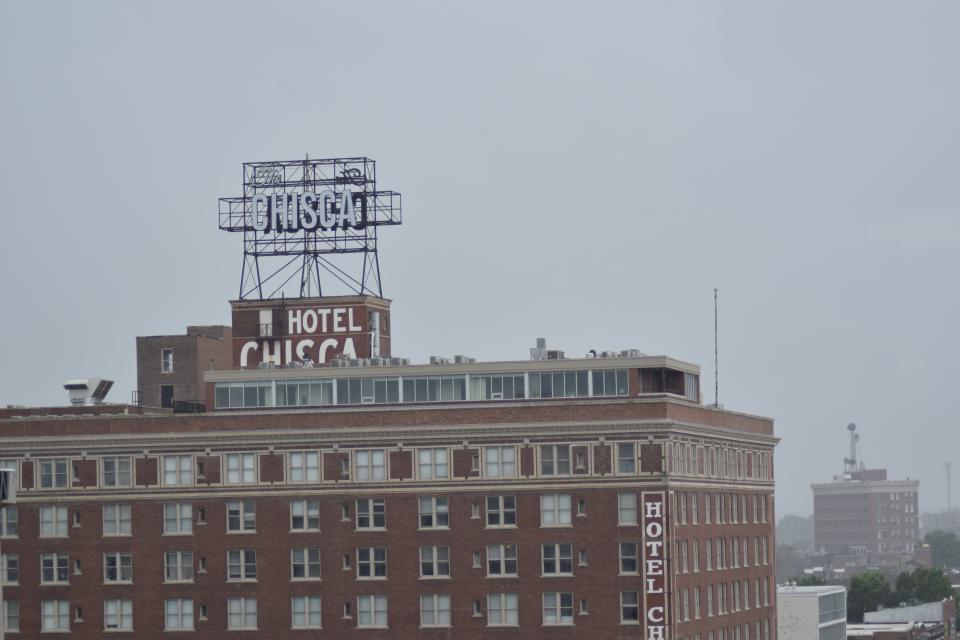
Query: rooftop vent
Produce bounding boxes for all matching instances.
[63,378,114,405]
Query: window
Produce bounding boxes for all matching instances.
[290,499,320,531]
[287,451,319,482]
[42,600,70,632]
[355,449,386,481]
[164,551,193,583]
[543,592,574,625]
[225,453,257,484]
[618,492,637,525]
[164,599,193,631]
[417,448,449,479]
[692,492,700,524]
[161,348,174,372]
[420,594,451,627]
[227,597,257,630]
[578,549,589,566]
[707,585,714,616]
[39,458,68,489]
[104,552,132,583]
[163,503,192,534]
[0,506,16,537]
[227,500,256,532]
[103,503,132,536]
[619,543,638,574]
[540,445,570,476]
[484,446,516,477]
[357,498,386,529]
[682,539,689,572]
[617,443,636,473]
[102,456,132,487]
[540,494,572,526]
[621,591,639,623]
[103,599,133,631]
[357,595,388,628]
[227,549,257,581]
[694,539,700,571]
[486,495,516,527]
[291,596,322,629]
[542,543,573,576]
[487,544,517,576]
[40,505,68,537]
[163,455,192,486]
[420,545,450,577]
[357,547,387,579]
[2,553,18,585]
[487,593,518,626]
[291,548,321,580]
[3,601,20,633]
[695,586,702,619]
[41,552,69,584]
[419,496,449,528]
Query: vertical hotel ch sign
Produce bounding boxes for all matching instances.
[643,492,668,639]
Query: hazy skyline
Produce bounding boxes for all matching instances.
[1,1,957,518]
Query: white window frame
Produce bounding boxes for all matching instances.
[39,505,68,538]
[161,348,174,372]
[542,592,574,626]
[163,502,192,535]
[290,548,321,581]
[40,552,69,585]
[540,494,572,527]
[419,545,450,578]
[162,455,193,486]
[227,500,256,533]
[104,599,133,631]
[357,595,388,628]
[227,549,257,582]
[540,444,571,476]
[164,551,193,583]
[103,503,132,536]
[2,552,18,586]
[484,446,516,478]
[486,592,518,627]
[486,544,518,577]
[620,591,640,624]
[103,551,133,584]
[291,596,322,629]
[41,600,70,632]
[0,505,16,538]
[3,600,20,633]
[290,499,320,532]
[354,449,386,482]
[618,492,638,525]
[356,498,386,530]
[101,456,132,488]
[224,453,257,484]
[418,496,449,529]
[227,597,257,630]
[287,451,319,483]
[541,543,573,576]
[420,594,451,628]
[485,495,517,528]
[164,598,193,631]
[619,542,638,575]
[417,447,449,480]
[39,458,69,489]
[616,442,637,474]
[357,547,387,579]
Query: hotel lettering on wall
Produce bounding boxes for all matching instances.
[643,492,669,640]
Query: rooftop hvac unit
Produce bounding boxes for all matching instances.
[620,349,645,358]
[257,362,277,369]
[287,361,304,369]
[330,359,343,367]
[429,356,444,365]
[63,378,114,405]
[348,359,362,367]
[545,350,565,360]
[530,337,548,360]
[453,355,476,364]
[599,351,619,358]
[400,358,411,366]
[390,357,403,366]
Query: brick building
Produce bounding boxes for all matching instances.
[0,295,778,639]
[136,325,232,410]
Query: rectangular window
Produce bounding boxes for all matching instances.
[291,548,321,580]
[618,492,637,525]
[543,592,574,625]
[420,545,450,578]
[357,547,387,579]
[42,600,70,632]
[540,494,572,526]
[164,551,193,583]
[619,542,638,574]
[290,499,320,531]
[287,451,319,482]
[355,449,386,481]
[487,593,518,626]
[3,600,20,633]
[163,455,193,486]
[225,453,257,484]
[542,543,573,576]
[227,549,257,581]
[41,552,69,584]
[486,544,518,576]
[693,539,700,571]
[357,595,388,628]
[39,458,68,489]
[161,348,174,372]
[417,448,449,480]
[420,594,451,627]
[484,446,516,477]
[104,599,133,631]
[163,503,192,535]
[419,496,449,528]
[486,495,516,527]
[2,553,18,585]
[540,444,570,476]
[101,456,132,487]
[104,552,132,583]
[164,599,193,631]
[0,506,16,537]
[227,500,256,532]
[617,443,636,473]
[291,596,322,629]
[103,503,132,536]
[620,591,639,623]
[357,498,386,529]
[227,597,257,630]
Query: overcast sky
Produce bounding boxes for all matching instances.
[1,1,957,517]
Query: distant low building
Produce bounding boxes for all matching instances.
[864,597,956,640]
[847,622,918,639]
[921,509,960,537]
[777,584,847,640]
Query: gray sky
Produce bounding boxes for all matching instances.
[1,1,957,518]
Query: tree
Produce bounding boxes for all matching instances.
[847,570,892,622]
[776,544,799,583]
[925,530,960,567]
[893,567,955,606]
[794,574,826,586]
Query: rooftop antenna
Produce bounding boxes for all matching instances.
[713,287,719,407]
[947,462,953,510]
[843,423,859,475]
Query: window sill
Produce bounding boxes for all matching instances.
[540,573,574,578]
[418,576,451,581]
[290,577,322,582]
